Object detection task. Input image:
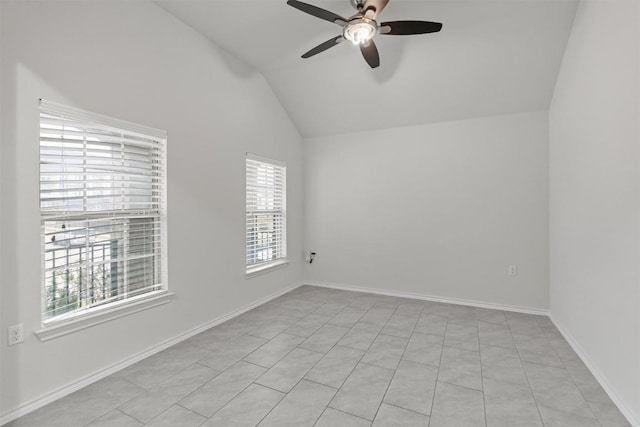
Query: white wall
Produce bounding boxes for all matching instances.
[549,0,640,423]
[0,1,303,417]
[304,111,549,310]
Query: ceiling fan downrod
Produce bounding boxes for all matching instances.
[350,0,366,11]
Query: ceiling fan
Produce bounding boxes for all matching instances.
[286,0,443,68]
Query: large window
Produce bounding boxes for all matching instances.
[246,153,287,275]
[39,100,167,323]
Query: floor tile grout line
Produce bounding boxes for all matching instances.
[117,362,221,423]
[209,372,285,422]
[427,314,450,427]
[284,312,333,338]
[220,381,286,427]
[301,377,340,390]
[115,408,145,426]
[312,406,373,426]
[367,303,412,423]
[441,342,480,353]
[134,400,202,426]
[78,375,160,426]
[179,403,210,423]
[383,401,431,418]
[252,346,326,394]
[246,297,361,426]
[310,297,396,423]
[436,379,484,393]
[196,340,270,372]
[310,408,328,427]
[210,328,316,425]
[114,374,155,418]
[302,335,368,389]
[253,363,338,426]
[243,331,306,369]
[169,358,264,420]
[117,403,151,426]
[512,327,548,427]
[80,405,126,427]
[336,323,382,353]
[486,325,603,425]
[311,301,350,318]
[520,358,576,370]
[357,360,397,372]
[477,318,489,427]
[143,403,178,426]
[327,303,370,328]
[546,326,603,420]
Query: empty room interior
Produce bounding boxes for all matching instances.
[0,0,639,426]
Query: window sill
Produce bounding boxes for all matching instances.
[245,260,289,279]
[34,290,175,342]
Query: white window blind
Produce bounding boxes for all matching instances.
[246,153,287,273]
[39,100,167,322]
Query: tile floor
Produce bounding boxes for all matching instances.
[7,285,631,427]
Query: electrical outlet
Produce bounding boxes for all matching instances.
[508,265,518,276]
[8,324,24,346]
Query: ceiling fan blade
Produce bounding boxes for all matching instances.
[360,40,380,68]
[379,20,443,35]
[362,0,389,19]
[286,0,347,25]
[302,36,345,58]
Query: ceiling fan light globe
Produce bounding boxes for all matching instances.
[343,18,377,45]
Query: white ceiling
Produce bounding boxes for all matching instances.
[157,0,578,138]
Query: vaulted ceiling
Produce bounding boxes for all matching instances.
[157,0,578,138]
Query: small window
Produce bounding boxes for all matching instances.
[246,153,287,275]
[39,100,167,323]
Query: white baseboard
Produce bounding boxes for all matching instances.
[0,281,304,426]
[303,280,549,316]
[549,315,639,427]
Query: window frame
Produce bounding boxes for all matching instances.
[37,100,170,337]
[245,153,288,277]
